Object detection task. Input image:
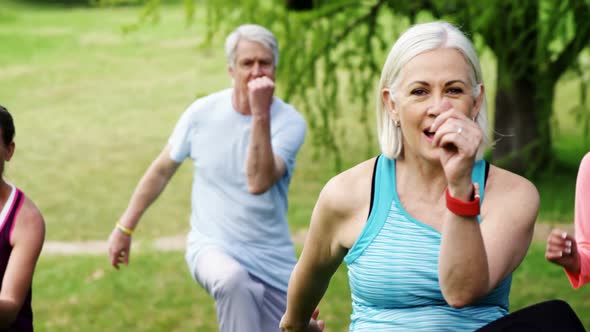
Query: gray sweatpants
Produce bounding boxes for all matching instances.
[189,247,287,332]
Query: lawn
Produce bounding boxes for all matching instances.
[33,244,590,331]
[1,0,588,330]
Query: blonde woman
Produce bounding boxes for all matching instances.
[278,21,578,331]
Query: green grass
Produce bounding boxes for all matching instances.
[2,0,219,240]
[33,248,354,331]
[510,243,590,328]
[32,244,590,331]
[1,1,589,330]
[34,251,220,331]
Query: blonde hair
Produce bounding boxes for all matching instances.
[376,21,490,159]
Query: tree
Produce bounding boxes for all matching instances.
[467,0,590,173]
[133,0,590,174]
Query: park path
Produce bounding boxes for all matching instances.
[42,223,573,256]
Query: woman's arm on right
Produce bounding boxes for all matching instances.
[567,152,590,287]
[108,144,181,268]
[280,177,353,332]
[545,153,590,287]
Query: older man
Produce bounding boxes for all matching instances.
[108,24,307,332]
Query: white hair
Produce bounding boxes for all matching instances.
[224,24,279,69]
[376,21,490,159]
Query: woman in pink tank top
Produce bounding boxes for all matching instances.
[0,105,45,331]
[546,152,590,288]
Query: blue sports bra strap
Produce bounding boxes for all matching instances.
[471,159,487,203]
[344,154,395,264]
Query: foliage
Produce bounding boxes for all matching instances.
[463,0,590,174]
[15,0,91,5]
[570,50,590,149]
[15,0,143,6]
[168,0,590,173]
[96,0,145,6]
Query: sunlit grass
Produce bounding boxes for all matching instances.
[32,244,590,331]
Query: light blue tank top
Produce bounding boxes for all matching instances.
[343,155,511,331]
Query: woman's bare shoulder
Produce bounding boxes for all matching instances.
[318,157,377,217]
[483,165,540,218]
[486,165,538,194]
[309,157,377,249]
[15,196,45,234]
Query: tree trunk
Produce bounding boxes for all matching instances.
[492,74,552,174]
[484,1,553,175]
